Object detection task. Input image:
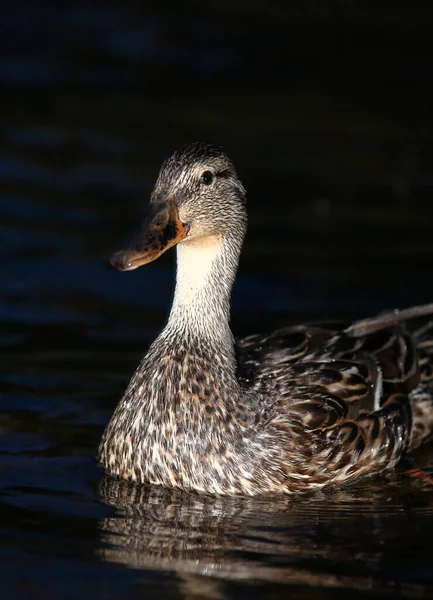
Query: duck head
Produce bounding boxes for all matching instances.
[110,142,247,271]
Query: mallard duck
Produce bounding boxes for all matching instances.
[99,142,433,496]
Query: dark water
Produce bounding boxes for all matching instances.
[2,1,433,598]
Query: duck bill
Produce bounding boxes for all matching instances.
[110,197,188,271]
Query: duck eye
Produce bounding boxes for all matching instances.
[199,170,214,185]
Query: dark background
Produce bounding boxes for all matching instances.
[1,1,433,598]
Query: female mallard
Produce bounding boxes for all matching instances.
[99,142,433,496]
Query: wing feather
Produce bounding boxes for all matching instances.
[237,321,421,431]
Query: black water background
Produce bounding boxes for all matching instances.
[1,1,433,598]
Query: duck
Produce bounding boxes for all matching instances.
[99,142,433,496]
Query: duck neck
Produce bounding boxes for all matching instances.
[163,227,245,372]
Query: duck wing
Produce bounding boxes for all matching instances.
[236,323,342,387]
[236,315,422,430]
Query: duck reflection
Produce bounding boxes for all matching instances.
[97,470,433,597]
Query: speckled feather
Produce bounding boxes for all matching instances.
[99,143,433,496]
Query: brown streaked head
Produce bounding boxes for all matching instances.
[110,142,247,272]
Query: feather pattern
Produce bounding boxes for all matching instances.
[99,143,433,495]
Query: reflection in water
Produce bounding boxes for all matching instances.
[98,471,433,597]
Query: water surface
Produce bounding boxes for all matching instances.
[2,1,433,598]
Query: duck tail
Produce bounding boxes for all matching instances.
[346,302,433,337]
[409,321,433,450]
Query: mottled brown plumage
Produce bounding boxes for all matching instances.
[99,142,433,495]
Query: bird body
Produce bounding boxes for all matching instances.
[99,143,433,495]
